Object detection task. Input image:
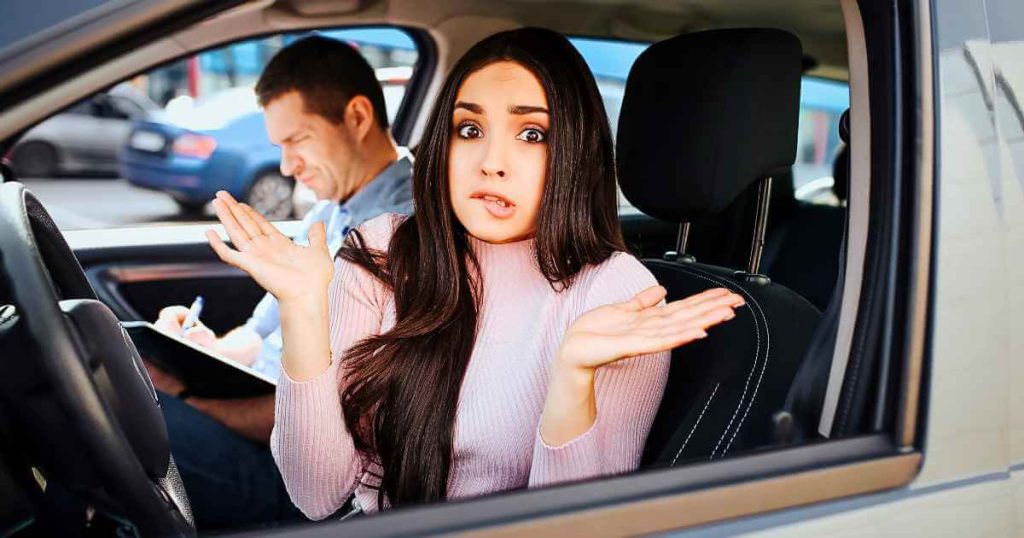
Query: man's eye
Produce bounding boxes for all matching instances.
[457,123,482,138]
[516,128,547,143]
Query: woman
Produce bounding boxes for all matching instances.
[205,28,744,518]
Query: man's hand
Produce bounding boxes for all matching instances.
[155,305,217,348]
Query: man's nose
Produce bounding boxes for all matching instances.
[280,147,301,177]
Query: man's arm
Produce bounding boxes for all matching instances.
[186,395,276,444]
[144,360,275,442]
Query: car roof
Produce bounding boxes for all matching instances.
[0,0,849,149]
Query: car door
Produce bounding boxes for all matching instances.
[3,1,1006,536]
[69,226,269,335]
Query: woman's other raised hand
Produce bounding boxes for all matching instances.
[558,286,745,371]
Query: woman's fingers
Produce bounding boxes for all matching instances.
[622,285,667,312]
[662,288,742,315]
[239,201,280,238]
[308,221,329,253]
[216,191,263,240]
[206,229,249,272]
[603,327,709,361]
[211,198,253,249]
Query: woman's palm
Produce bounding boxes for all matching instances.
[560,286,745,370]
[205,191,334,302]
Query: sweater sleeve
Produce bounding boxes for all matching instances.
[528,253,670,487]
[270,214,395,520]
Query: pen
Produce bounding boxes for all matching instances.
[180,295,204,335]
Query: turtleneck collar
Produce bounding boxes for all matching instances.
[465,233,548,289]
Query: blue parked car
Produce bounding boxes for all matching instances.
[119,87,293,218]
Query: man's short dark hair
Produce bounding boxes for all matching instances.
[256,35,389,130]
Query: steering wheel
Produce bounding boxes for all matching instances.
[0,182,194,536]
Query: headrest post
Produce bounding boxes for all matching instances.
[676,222,691,254]
[663,223,696,263]
[747,176,773,276]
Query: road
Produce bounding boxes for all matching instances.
[21,176,215,229]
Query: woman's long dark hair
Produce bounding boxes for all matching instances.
[338,27,626,508]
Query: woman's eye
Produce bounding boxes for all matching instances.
[516,128,547,143]
[457,123,482,139]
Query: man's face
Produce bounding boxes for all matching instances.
[263,90,361,203]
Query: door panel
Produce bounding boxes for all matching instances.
[74,242,264,334]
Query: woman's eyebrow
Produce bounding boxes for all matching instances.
[510,105,549,115]
[454,101,483,113]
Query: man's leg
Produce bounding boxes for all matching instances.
[157,391,304,530]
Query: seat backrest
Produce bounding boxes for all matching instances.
[640,262,820,463]
[615,28,823,465]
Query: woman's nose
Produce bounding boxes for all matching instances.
[480,140,507,179]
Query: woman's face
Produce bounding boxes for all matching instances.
[448,61,549,244]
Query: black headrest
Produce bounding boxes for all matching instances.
[617,28,803,222]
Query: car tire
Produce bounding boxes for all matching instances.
[11,141,58,178]
[173,198,207,215]
[246,171,295,220]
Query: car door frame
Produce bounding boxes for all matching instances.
[0,0,935,534]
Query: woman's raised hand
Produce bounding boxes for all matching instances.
[205,191,335,304]
[558,286,745,371]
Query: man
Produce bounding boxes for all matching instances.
[146,35,413,530]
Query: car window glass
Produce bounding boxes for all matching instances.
[64,99,97,117]
[568,37,851,211]
[23,27,419,230]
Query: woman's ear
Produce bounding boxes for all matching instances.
[345,95,378,143]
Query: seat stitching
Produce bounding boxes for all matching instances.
[670,382,720,466]
[722,282,771,456]
[663,266,761,454]
[669,266,767,459]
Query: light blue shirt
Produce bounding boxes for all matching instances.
[244,151,413,378]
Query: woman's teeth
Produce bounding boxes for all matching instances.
[483,195,510,207]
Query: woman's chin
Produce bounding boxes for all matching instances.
[463,220,533,245]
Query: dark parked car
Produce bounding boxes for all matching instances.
[8,84,158,177]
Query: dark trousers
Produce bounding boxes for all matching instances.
[157,391,306,531]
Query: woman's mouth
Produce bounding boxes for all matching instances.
[471,192,516,219]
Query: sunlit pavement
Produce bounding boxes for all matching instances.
[20,176,215,230]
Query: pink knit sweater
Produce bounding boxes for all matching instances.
[270,214,670,519]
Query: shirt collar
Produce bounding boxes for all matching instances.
[339,149,414,225]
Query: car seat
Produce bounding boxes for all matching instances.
[615,28,823,465]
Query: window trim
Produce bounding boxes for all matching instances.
[255,436,918,537]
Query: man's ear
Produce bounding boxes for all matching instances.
[344,95,377,143]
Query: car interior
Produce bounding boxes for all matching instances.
[0,0,922,535]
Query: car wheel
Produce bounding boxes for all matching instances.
[11,141,58,178]
[246,171,295,220]
[173,198,207,215]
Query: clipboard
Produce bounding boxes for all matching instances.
[122,320,276,399]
